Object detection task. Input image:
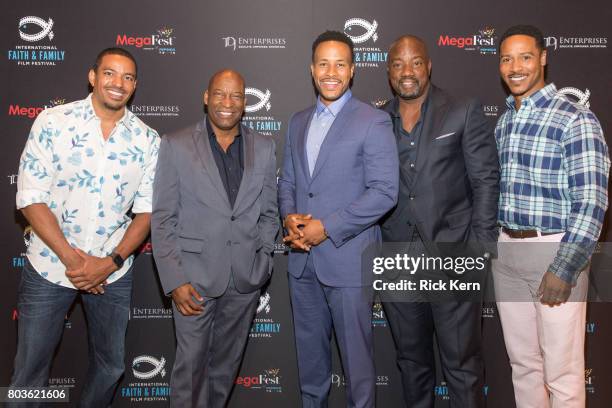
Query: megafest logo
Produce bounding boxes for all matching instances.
[250,291,281,339]
[130,104,180,118]
[242,86,283,137]
[221,36,286,51]
[8,16,66,66]
[438,26,497,55]
[116,27,176,55]
[585,368,595,394]
[120,354,170,402]
[371,302,387,328]
[235,368,282,392]
[343,17,387,68]
[8,97,66,119]
[546,35,607,51]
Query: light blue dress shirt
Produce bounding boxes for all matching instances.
[306,90,352,176]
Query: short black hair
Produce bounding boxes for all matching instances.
[499,25,546,53]
[92,47,138,78]
[312,30,354,63]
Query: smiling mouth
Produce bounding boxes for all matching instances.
[320,79,341,90]
[106,88,125,99]
[217,111,235,118]
[508,74,527,83]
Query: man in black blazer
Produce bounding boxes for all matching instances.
[379,35,499,408]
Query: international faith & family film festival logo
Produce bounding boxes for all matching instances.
[242,86,283,137]
[437,26,497,55]
[343,17,387,68]
[120,354,171,402]
[8,16,66,66]
[116,27,176,55]
[250,291,281,339]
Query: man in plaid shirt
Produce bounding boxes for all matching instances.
[493,25,609,407]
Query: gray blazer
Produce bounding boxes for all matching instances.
[151,118,279,296]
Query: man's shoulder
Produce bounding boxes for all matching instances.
[346,96,390,122]
[243,126,275,149]
[164,122,202,143]
[36,97,88,124]
[125,110,160,140]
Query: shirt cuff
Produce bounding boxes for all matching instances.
[16,189,51,209]
[548,241,594,285]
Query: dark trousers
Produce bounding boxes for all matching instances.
[289,256,375,408]
[170,276,259,408]
[10,260,132,408]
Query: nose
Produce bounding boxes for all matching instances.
[221,94,233,107]
[327,63,338,77]
[402,64,414,77]
[510,58,521,73]
[111,74,124,88]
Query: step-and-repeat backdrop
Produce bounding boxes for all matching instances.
[2,1,611,406]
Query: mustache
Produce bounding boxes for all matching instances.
[398,75,419,84]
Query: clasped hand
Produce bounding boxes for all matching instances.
[65,248,115,294]
[283,213,327,251]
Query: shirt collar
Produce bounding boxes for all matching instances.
[85,93,132,130]
[206,116,241,140]
[505,83,557,111]
[316,89,352,117]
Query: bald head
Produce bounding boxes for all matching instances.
[204,69,246,134]
[387,35,432,101]
[208,69,245,93]
[388,35,429,64]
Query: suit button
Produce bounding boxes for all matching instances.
[409,195,415,200]
[226,240,232,246]
[231,216,236,221]
[308,193,314,198]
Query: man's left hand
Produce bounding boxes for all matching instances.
[66,249,115,292]
[301,218,328,247]
[537,271,572,306]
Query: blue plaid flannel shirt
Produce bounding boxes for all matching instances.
[496,83,610,284]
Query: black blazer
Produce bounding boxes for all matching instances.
[380,85,499,252]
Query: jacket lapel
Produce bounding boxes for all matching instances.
[311,98,355,181]
[415,85,449,175]
[297,109,315,183]
[232,124,254,213]
[192,118,232,210]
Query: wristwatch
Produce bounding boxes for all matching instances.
[111,251,125,269]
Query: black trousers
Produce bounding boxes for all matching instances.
[383,232,485,408]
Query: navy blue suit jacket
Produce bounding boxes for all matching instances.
[278,96,399,287]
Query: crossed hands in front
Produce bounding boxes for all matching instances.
[64,248,116,295]
[282,213,328,251]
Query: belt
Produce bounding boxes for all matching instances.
[501,226,559,239]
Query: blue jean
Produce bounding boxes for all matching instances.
[10,260,133,407]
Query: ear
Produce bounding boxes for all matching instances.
[310,63,315,78]
[88,69,96,88]
[540,49,547,67]
[203,90,209,106]
[427,60,432,76]
[349,63,355,79]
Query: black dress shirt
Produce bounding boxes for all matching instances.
[206,118,243,208]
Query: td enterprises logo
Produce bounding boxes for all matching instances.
[221,35,286,51]
[8,97,66,119]
[585,368,595,394]
[235,368,282,392]
[131,104,180,118]
[332,373,390,388]
[116,27,176,55]
[8,16,66,66]
[343,17,387,68]
[242,86,282,137]
[121,355,171,402]
[546,35,607,51]
[250,291,281,339]
[438,26,497,55]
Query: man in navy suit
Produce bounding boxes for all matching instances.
[278,31,399,408]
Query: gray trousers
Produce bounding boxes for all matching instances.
[170,277,259,408]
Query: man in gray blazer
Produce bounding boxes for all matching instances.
[151,69,279,408]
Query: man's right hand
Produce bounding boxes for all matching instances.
[172,283,204,316]
[283,213,312,251]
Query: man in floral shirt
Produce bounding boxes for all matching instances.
[10,48,159,406]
